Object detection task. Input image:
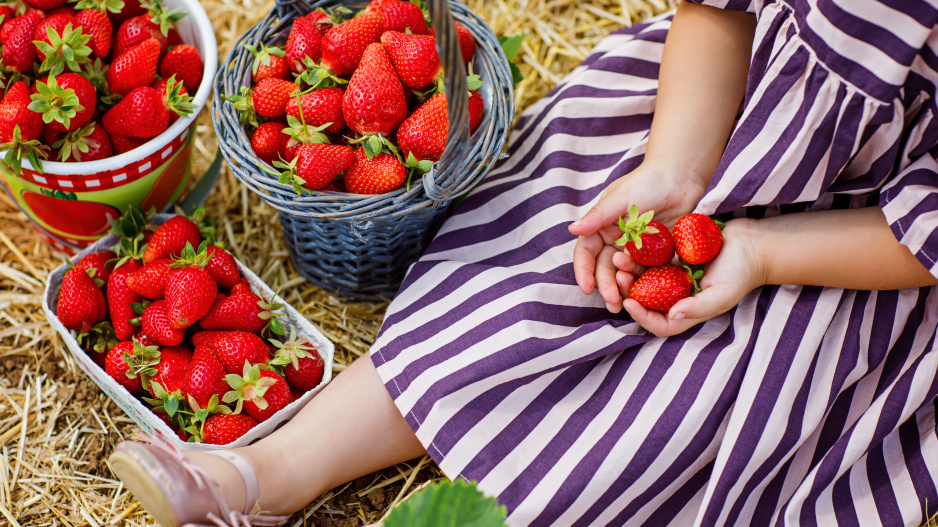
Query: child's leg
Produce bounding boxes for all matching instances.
[185,353,425,515]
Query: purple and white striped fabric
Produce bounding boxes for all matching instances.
[371,1,938,525]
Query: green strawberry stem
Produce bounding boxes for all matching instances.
[0,126,50,175]
[169,240,214,268]
[404,151,433,191]
[680,261,705,295]
[53,122,97,162]
[615,204,655,249]
[83,59,121,108]
[164,75,197,117]
[296,58,348,90]
[245,43,285,75]
[224,87,261,128]
[28,75,84,130]
[34,23,93,76]
[260,157,307,196]
[142,0,187,36]
[74,0,126,13]
[350,133,397,160]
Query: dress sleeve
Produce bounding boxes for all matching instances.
[682,0,757,14]
[880,150,938,279]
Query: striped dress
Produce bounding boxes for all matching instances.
[370,0,938,525]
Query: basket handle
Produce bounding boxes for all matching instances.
[273,0,471,203]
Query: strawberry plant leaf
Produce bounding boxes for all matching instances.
[384,479,508,527]
[498,34,523,62]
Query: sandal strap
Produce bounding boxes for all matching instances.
[204,450,259,516]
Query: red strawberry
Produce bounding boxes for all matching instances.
[252,77,298,118]
[380,31,439,89]
[185,345,229,409]
[305,9,333,31]
[229,278,251,296]
[204,245,239,288]
[285,87,345,134]
[109,0,147,27]
[270,329,323,392]
[56,263,107,332]
[159,44,203,93]
[319,11,383,76]
[142,299,185,346]
[251,121,290,165]
[125,257,174,298]
[672,214,724,265]
[628,264,692,313]
[74,8,112,59]
[32,14,94,77]
[0,5,15,33]
[245,43,289,83]
[45,5,77,17]
[344,148,405,194]
[108,259,143,341]
[76,250,116,284]
[30,73,96,133]
[199,292,285,336]
[196,330,271,374]
[2,12,43,72]
[76,321,117,369]
[56,121,114,162]
[134,327,158,348]
[397,90,484,162]
[23,0,65,11]
[105,338,159,393]
[191,330,225,348]
[164,248,217,329]
[223,363,291,422]
[201,413,258,445]
[148,345,190,395]
[376,1,427,35]
[454,21,475,63]
[615,206,675,267]
[284,15,322,73]
[343,43,406,135]
[152,75,188,125]
[468,89,484,132]
[103,78,194,138]
[110,133,149,154]
[0,81,43,143]
[114,5,175,57]
[106,37,159,96]
[274,142,354,193]
[143,215,200,263]
[366,0,395,12]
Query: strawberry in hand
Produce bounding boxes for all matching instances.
[673,213,724,265]
[614,205,675,267]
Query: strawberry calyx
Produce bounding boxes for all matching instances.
[28,75,84,131]
[74,0,126,13]
[142,379,186,418]
[33,23,94,77]
[245,43,285,76]
[425,73,483,101]
[121,336,161,388]
[224,86,261,128]
[295,58,348,90]
[404,151,433,190]
[1,125,51,175]
[142,0,187,37]
[282,115,330,148]
[680,262,704,295]
[259,155,308,196]
[163,74,196,118]
[129,298,154,325]
[255,290,286,336]
[223,362,277,414]
[350,133,399,160]
[181,204,217,244]
[82,59,121,107]
[311,5,350,26]
[269,328,316,372]
[75,320,118,356]
[183,393,231,442]
[615,205,657,250]
[169,240,213,269]
[53,121,98,161]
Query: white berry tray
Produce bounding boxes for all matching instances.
[42,214,335,450]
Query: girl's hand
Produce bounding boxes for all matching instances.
[568,162,706,313]
[619,218,767,337]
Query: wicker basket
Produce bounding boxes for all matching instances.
[211,0,513,299]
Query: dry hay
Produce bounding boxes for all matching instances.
[0,0,675,525]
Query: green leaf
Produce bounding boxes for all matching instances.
[384,479,508,527]
[498,34,524,61]
[465,74,483,92]
[509,63,523,86]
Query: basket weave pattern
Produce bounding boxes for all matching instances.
[211,0,514,298]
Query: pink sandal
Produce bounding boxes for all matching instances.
[109,436,289,527]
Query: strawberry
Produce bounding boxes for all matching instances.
[110,133,149,154]
[164,244,217,329]
[344,148,405,194]
[105,338,159,393]
[454,21,475,63]
[143,215,200,263]
[33,14,93,76]
[103,76,194,138]
[109,0,147,27]
[245,43,289,83]
[55,121,114,161]
[284,15,322,73]
[75,249,116,284]
[628,264,692,313]
[113,0,185,56]
[191,330,225,348]
[251,121,289,165]
[24,0,65,11]
[305,9,335,32]
[0,4,15,31]
[185,345,229,409]
[265,142,353,193]
[672,214,724,265]
[152,76,188,125]
[75,321,117,368]
[108,259,143,341]
[2,11,43,72]
[397,89,484,162]
[252,77,298,119]
[56,262,107,332]
[285,87,345,134]
[143,345,191,418]
[201,413,258,445]
[142,299,185,346]
[159,44,203,93]
[319,11,383,76]
[380,31,439,89]
[366,0,394,12]
[199,292,285,336]
[134,327,158,348]
[29,73,96,133]
[270,329,323,392]
[343,43,406,136]
[615,206,675,267]
[0,82,43,142]
[223,363,291,422]
[322,179,346,192]
[125,257,174,298]
[196,330,271,374]
[74,8,112,59]
[204,245,239,288]
[106,37,160,96]
[46,6,77,17]
[229,278,251,296]
[375,1,428,35]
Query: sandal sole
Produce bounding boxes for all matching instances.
[110,450,182,527]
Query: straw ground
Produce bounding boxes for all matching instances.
[0,0,684,525]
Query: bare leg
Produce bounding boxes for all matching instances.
[186,353,425,515]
